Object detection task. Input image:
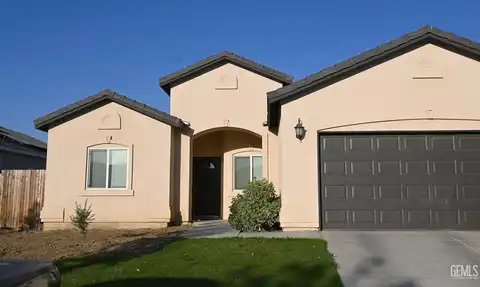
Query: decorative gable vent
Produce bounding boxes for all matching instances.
[98,112,121,130]
[215,74,238,90]
[412,57,443,79]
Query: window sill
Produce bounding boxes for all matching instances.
[80,189,135,197]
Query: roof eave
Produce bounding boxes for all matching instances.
[158,52,293,95]
[266,26,480,127]
[34,90,189,132]
[269,28,480,105]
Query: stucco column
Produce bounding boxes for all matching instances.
[179,133,192,222]
[264,128,280,193]
[279,121,319,231]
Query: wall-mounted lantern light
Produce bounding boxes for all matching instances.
[294,118,306,141]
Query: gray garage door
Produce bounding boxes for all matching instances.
[320,133,480,230]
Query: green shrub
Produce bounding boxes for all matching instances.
[70,200,95,237]
[228,179,281,232]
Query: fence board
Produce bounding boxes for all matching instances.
[0,170,45,229]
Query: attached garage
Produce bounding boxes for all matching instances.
[268,26,480,231]
[319,133,480,230]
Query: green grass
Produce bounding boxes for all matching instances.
[57,238,343,287]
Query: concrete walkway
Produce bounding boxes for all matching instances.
[182,220,322,238]
[181,220,240,238]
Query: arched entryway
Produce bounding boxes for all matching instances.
[191,127,262,220]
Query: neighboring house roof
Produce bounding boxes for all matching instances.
[0,126,47,150]
[159,51,294,94]
[267,25,480,126]
[34,89,190,132]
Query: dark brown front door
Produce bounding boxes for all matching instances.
[319,133,480,230]
[192,157,222,220]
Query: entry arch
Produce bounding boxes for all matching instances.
[191,127,262,220]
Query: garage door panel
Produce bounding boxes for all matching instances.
[404,161,430,176]
[322,161,347,175]
[352,210,375,223]
[348,137,373,151]
[463,211,480,228]
[459,161,480,174]
[405,185,430,199]
[402,136,428,151]
[378,185,403,199]
[324,210,348,225]
[432,185,456,199]
[377,161,402,176]
[350,161,374,176]
[458,136,480,150]
[434,210,459,227]
[406,210,432,228]
[379,210,404,226]
[320,133,480,230]
[376,136,401,152]
[324,185,347,199]
[431,136,455,151]
[351,185,375,199]
[431,161,457,175]
[322,137,346,152]
[461,185,480,198]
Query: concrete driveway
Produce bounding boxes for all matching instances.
[322,231,480,287]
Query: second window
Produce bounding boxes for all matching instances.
[234,155,262,190]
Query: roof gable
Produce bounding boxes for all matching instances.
[159,51,294,94]
[34,89,189,132]
[267,25,480,126]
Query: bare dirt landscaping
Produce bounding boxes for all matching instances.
[0,226,188,260]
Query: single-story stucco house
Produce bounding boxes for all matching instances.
[0,126,47,171]
[35,25,480,230]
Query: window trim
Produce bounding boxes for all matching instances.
[86,147,129,191]
[233,154,263,190]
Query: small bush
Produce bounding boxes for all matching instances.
[70,200,95,236]
[23,201,42,231]
[228,179,281,232]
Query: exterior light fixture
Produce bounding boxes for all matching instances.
[294,118,306,140]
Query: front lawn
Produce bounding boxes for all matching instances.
[58,238,343,287]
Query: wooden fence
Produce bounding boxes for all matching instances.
[0,170,45,229]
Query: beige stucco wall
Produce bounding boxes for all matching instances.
[279,44,480,230]
[170,63,283,221]
[171,63,282,135]
[41,102,174,229]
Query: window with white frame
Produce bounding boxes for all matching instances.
[234,155,262,190]
[87,148,128,189]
